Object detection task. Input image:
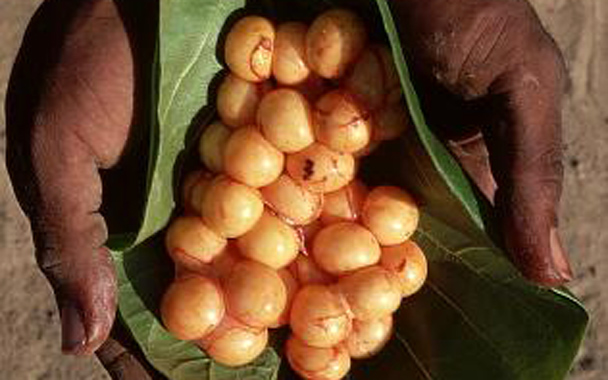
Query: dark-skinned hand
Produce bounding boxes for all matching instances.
[5,0,572,378]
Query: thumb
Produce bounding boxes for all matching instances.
[484,51,572,286]
[39,244,117,355]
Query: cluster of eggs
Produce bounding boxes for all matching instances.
[160,9,428,379]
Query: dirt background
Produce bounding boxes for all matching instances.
[0,0,606,379]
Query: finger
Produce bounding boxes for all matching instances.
[97,323,165,380]
[6,0,136,353]
[51,247,117,355]
[467,1,573,285]
[484,54,572,286]
[97,338,154,380]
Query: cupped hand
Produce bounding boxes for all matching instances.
[5,0,571,379]
[392,0,572,286]
[6,0,161,377]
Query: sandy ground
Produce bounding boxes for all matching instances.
[0,0,606,379]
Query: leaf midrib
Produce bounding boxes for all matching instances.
[160,5,216,124]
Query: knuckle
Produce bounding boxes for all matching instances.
[536,41,568,91]
[37,250,66,290]
[36,248,77,297]
[534,145,564,202]
[36,251,74,303]
[449,0,565,98]
[37,251,63,274]
[511,143,564,206]
[539,142,564,175]
[428,1,525,97]
[34,232,114,298]
[513,140,563,176]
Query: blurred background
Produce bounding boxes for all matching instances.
[0,0,605,379]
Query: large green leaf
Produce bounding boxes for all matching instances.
[112,0,588,379]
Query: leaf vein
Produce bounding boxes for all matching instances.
[394,333,433,380]
[404,138,434,191]
[452,246,485,256]
[426,281,516,375]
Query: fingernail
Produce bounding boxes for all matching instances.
[61,304,86,354]
[549,228,573,282]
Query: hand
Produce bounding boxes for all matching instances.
[6,0,161,377]
[392,0,572,286]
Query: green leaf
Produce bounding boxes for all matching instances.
[111,0,588,379]
[133,0,248,245]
